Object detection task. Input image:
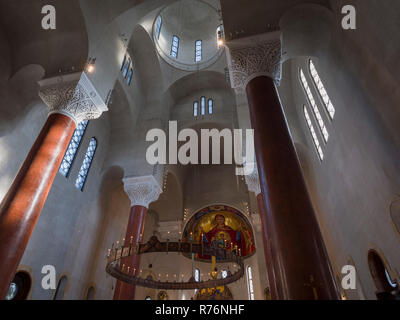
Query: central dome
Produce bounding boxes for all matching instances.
[153,0,223,71]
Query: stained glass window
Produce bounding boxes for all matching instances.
[195,40,202,62]
[300,69,329,143]
[171,35,179,58]
[123,58,131,78]
[155,16,162,40]
[246,266,255,300]
[75,138,97,191]
[193,101,199,117]
[309,60,335,120]
[59,120,89,177]
[127,68,133,86]
[208,99,213,114]
[304,105,324,161]
[120,55,127,71]
[200,97,206,116]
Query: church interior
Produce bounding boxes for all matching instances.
[0,0,399,301]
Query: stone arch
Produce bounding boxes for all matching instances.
[279,3,334,62]
[367,248,398,299]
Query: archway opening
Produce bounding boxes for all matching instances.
[5,271,32,300]
[367,249,398,300]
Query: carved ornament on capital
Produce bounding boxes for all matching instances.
[38,72,108,125]
[226,31,282,93]
[123,175,163,209]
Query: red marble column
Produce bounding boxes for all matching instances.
[246,75,338,299]
[113,205,147,300]
[256,192,280,300]
[0,114,76,299]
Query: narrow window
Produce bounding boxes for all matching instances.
[200,97,206,116]
[195,40,202,62]
[304,105,324,161]
[59,120,89,177]
[300,69,329,143]
[120,55,127,71]
[127,68,133,86]
[208,98,213,114]
[53,276,68,300]
[75,138,97,191]
[194,268,200,282]
[123,58,131,78]
[309,60,335,120]
[193,101,199,117]
[246,266,255,300]
[171,35,179,58]
[155,15,162,40]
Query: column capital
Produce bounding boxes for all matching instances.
[226,31,282,93]
[123,175,163,209]
[244,163,261,196]
[38,72,108,125]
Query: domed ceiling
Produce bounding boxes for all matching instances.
[153,0,223,71]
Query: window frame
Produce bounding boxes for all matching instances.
[308,59,335,120]
[75,137,98,191]
[246,266,255,300]
[299,68,329,143]
[303,105,324,161]
[155,15,162,40]
[208,98,213,114]
[195,40,202,62]
[59,120,89,178]
[171,35,180,58]
[200,96,206,116]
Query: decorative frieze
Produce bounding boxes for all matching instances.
[123,175,163,209]
[38,72,108,125]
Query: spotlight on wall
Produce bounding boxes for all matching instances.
[85,57,97,73]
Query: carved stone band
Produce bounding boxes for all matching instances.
[123,175,163,209]
[38,72,108,125]
[226,31,282,92]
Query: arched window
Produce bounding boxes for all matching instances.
[300,69,329,142]
[193,101,199,117]
[246,266,255,300]
[304,105,324,161]
[194,268,200,282]
[86,286,95,300]
[53,276,68,300]
[5,271,32,300]
[216,25,224,47]
[309,59,335,120]
[221,270,228,279]
[120,55,127,71]
[123,58,131,78]
[171,35,179,58]
[155,15,162,40]
[195,40,202,62]
[59,120,89,177]
[368,249,398,300]
[75,138,97,191]
[127,68,133,86]
[200,97,206,116]
[208,98,213,114]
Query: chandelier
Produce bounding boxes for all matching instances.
[106,236,244,290]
